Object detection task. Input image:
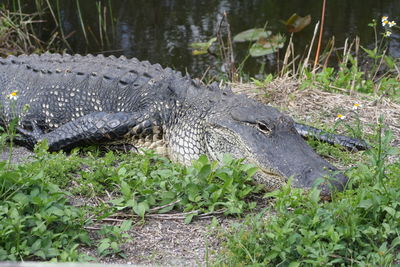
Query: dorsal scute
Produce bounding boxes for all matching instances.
[2,53,177,88]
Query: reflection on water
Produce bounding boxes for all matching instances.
[26,0,400,76]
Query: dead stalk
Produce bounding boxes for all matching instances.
[301,21,320,78]
[217,12,236,81]
[314,0,327,70]
[322,36,335,69]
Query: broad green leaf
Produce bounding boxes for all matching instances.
[233,28,271,42]
[47,206,65,216]
[288,262,300,267]
[391,237,400,247]
[192,49,208,55]
[120,181,131,198]
[184,213,195,224]
[98,241,110,254]
[118,167,127,176]
[211,189,223,202]
[283,13,311,33]
[198,164,211,181]
[120,220,132,231]
[133,201,149,218]
[110,242,119,251]
[12,193,29,205]
[190,37,217,55]
[358,199,373,209]
[249,34,285,57]
[34,250,46,260]
[309,189,320,204]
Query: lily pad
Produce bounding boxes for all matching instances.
[190,37,217,55]
[233,28,271,42]
[249,34,286,57]
[282,13,311,33]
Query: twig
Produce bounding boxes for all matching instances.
[148,199,181,213]
[281,34,293,76]
[216,12,236,81]
[200,66,211,83]
[301,21,320,77]
[84,226,102,230]
[322,36,335,69]
[103,208,227,221]
[350,36,360,95]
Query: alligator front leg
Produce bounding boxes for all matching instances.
[16,112,144,151]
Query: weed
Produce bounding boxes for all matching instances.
[97,220,132,258]
[35,148,262,223]
[0,161,90,261]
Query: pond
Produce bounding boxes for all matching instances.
[11,0,400,77]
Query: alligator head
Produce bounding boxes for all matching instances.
[203,94,348,197]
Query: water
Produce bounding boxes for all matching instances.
[15,0,400,77]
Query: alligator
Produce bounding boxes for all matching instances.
[0,53,368,196]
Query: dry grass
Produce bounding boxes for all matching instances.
[231,77,400,148]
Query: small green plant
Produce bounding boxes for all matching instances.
[0,91,30,167]
[331,103,365,140]
[97,220,132,258]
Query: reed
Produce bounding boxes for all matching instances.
[75,0,88,44]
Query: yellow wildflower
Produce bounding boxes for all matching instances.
[335,114,346,121]
[6,91,18,100]
[352,103,363,110]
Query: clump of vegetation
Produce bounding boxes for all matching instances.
[0,160,90,261]
[215,119,400,266]
[32,143,262,223]
[0,138,263,260]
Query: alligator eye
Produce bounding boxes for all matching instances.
[257,121,271,134]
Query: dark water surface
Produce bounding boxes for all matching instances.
[18,0,400,77]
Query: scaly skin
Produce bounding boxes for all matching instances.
[0,53,367,196]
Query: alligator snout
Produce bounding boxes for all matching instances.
[290,166,348,197]
[252,129,349,198]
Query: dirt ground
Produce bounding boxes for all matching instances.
[2,80,399,266]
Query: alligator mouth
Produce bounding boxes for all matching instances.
[247,158,286,190]
[246,146,347,198]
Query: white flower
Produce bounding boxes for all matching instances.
[381,16,388,22]
[335,114,346,121]
[384,30,392,37]
[6,91,18,100]
[352,103,363,110]
[381,16,389,26]
[388,21,396,27]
